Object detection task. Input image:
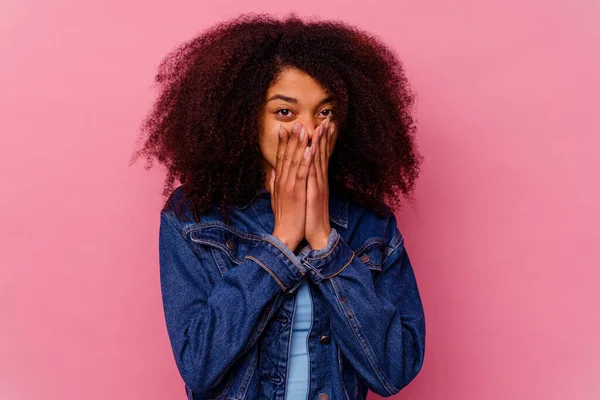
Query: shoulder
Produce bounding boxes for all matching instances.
[161,185,184,213]
[340,198,404,271]
[347,197,399,244]
[160,185,223,228]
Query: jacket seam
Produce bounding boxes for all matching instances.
[329,276,399,395]
[245,255,286,291]
[319,232,340,259]
[306,231,340,261]
[161,211,185,239]
[322,253,354,279]
[236,350,258,399]
[240,295,279,355]
[305,252,354,283]
[338,347,351,400]
[262,237,305,276]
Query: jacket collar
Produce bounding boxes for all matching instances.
[234,188,348,229]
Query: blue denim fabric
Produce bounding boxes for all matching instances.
[159,185,426,400]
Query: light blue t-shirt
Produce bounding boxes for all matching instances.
[284,279,313,399]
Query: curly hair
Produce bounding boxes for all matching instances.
[130,12,423,223]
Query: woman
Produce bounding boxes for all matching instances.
[132,12,426,400]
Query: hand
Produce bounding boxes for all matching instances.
[269,121,314,252]
[305,116,338,250]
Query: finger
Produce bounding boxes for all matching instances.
[269,166,275,194]
[308,149,317,177]
[323,121,334,185]
[307,146,318,188]
[323,118,331,167]
[281,122,301,184]
[328,121,336,159]
[319,118,328,163]
[289,125,309,189]
[296,138,313,182]
[318,120,328,181]
[312,125,324,190]
[275,124,288,181]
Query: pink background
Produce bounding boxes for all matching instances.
[1,1,599,399]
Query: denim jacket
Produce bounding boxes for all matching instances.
[158,185,426,400]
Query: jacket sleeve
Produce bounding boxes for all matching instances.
[298,218,426,397]
[158,211,307,395]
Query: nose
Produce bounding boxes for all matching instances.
[297,118,327,141]
[299,120,317,141]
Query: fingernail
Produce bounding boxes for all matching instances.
[300,127,305,140]
[293,122,300,132]
[278,125,283,138]
[303,146,309,159]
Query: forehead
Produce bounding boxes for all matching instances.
[267,67,330,100]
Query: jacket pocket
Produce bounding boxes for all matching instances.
[188,222,264,275]
[353,237,385,271]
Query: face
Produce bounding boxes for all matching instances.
[259,67,337,187]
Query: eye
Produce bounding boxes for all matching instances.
[275,109,293,117]
[274,108,335,118]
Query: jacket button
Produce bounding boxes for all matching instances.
[226,239,235,250]
[319,335,330,345]
[318,393,329,400]
[359,253,370,263]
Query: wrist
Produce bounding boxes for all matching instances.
[308,237,328,250]
[271,231,298,252]
[300,229,354,284]
[307,227,332,250]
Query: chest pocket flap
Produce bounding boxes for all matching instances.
[353,237,385,271]
[187,222,264,266]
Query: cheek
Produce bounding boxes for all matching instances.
[259,123,280,163]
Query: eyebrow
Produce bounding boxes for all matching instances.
[266,94,334,107]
